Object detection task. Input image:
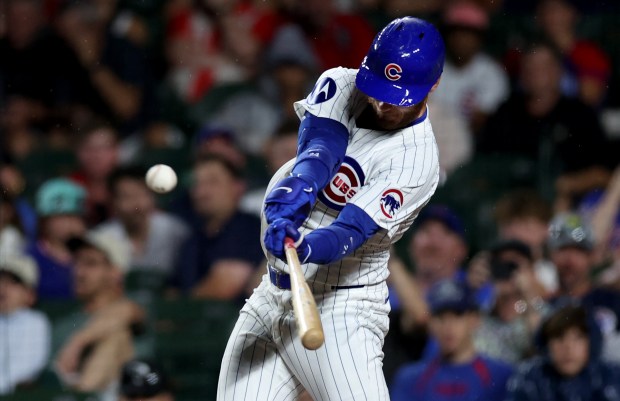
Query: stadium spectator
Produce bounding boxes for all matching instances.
[432,0,509,134]
[27,178,87,300]
[0,0,84,128]
[474,240,546,365]
[0,162,37,241]
[53,231,144,394]
[288,0,375,70]
[408,205,493,309]
[0,254,51,395]
[505,305,620,401]
[427,98,473,177]
[119,359,174,401]
[207,24,319,156]
[168,154,263,302]
[477,44,613,207]
[94,166,189,274]
[0,191,26,258]
[493,189,558,294]
[536,0,612,108]
[390,279,513,401]
[578,165,620,285]
[69,120,121,227]
[55,0,154,134]
[549,212,620,363]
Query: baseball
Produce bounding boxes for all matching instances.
[145,164,177,194]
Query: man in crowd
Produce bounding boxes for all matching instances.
[27,178,87,300]
[95,166,189,274]
[53,231,144,394]
[168,155,263,301]
[0,254,50,395]
[391,279,513,401]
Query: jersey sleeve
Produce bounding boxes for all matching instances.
[294,67,357,129]
[348,140,440,238]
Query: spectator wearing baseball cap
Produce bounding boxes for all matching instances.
[52,231,144,394]
[0,254,51,395]
[26,178,87,300]
[549,212,620,363]
[390,279,513,401]
[408,205,494,310]
[432,0,509,135]
[119,359,174,401]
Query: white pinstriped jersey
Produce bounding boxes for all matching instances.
[261,67,440,288]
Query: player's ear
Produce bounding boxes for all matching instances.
[429,77,442,94]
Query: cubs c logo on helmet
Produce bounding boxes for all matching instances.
[384,63,403,81]
[380,189,403,218]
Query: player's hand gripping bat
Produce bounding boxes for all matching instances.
[284,237,325,350]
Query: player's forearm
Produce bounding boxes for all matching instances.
[304,204,379,265]
[291,113,348,192]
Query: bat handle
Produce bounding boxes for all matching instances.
[284,237,296,249]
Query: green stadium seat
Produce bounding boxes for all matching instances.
[151,298,240,401]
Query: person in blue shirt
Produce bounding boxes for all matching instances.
[505,304,620,401]
[27,178,87,300]
[391,279,513,401]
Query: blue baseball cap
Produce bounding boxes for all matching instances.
[427,279,479,314]
[416,205,466,240]
[36,178,86,217]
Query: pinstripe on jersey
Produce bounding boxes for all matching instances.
[218,67,440,401]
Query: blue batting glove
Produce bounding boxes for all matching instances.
[264,218,312,263]
[264,176,317,226]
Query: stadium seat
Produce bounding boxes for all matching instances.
[152,298,240,401]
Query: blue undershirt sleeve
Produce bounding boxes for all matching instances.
[290,112,349,192]
[304,204,381,265]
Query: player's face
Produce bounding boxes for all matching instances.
[430,311,479,357]
[549,327,590,377]
[367,97,426,130]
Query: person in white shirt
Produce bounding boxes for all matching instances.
[0,254,51,395]
[431,0,509,135]
[95,166,189,274]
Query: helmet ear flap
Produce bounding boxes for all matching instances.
[355,17,445,107]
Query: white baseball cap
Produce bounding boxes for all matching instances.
[68,231,131,273]
[0,254,39,288]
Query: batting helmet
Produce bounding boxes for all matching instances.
[355,17,445,107]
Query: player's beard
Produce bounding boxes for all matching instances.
[368,97,426,130]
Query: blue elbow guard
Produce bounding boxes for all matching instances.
[292,113,348,192]
[304,204,380,264]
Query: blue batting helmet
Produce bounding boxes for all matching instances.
[356,17,445,107]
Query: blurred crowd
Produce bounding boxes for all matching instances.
[1,0,620,400]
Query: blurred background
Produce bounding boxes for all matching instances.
[0,0,619,400]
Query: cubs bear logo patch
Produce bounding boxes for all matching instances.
[380,189,403,218]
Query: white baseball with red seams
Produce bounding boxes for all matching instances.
[145,164,177,194]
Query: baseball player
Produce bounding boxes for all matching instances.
[217,17,445,401]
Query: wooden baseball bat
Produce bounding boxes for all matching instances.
[284,237,325,350]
